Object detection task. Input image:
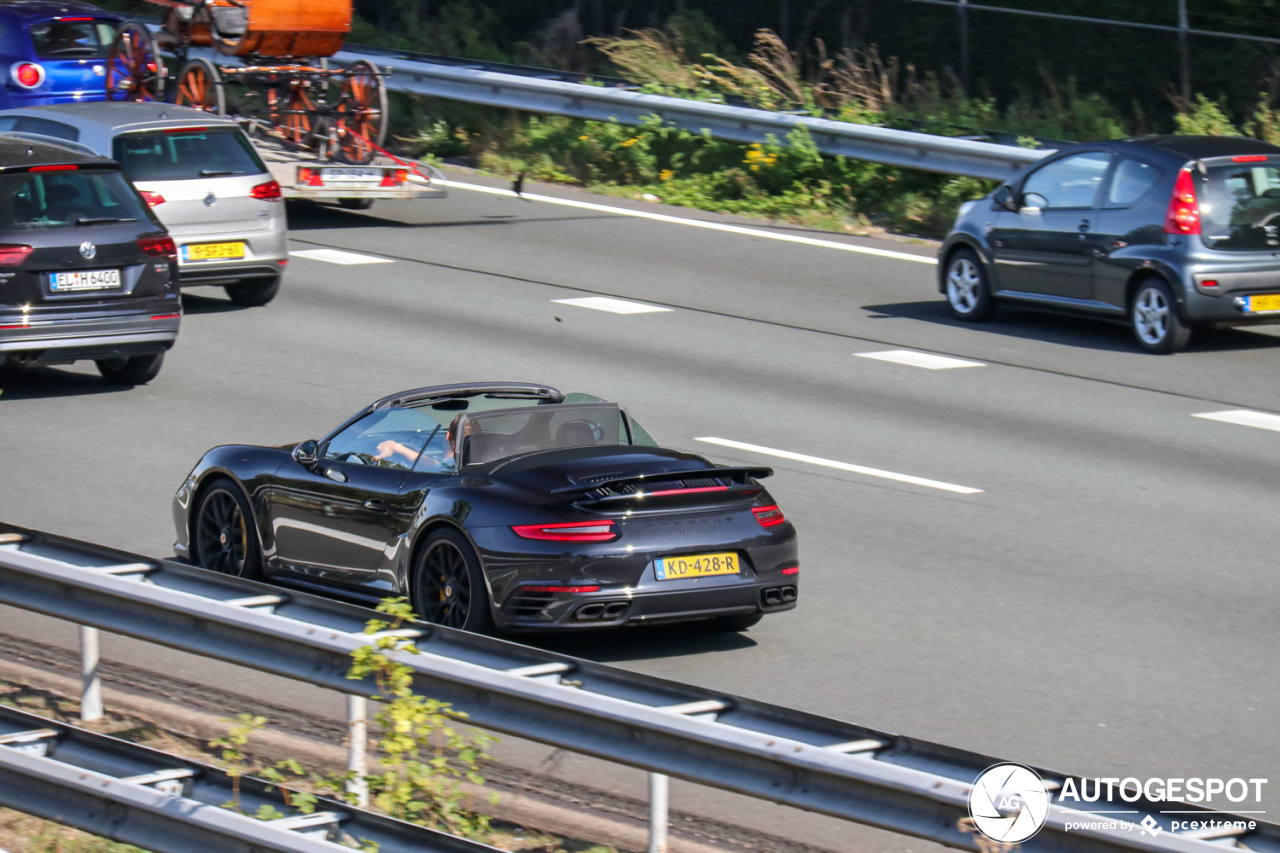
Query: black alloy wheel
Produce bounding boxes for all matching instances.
[194,483,261,578]
[411,528,493,632]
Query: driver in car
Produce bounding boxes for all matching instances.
[374,415,473,469]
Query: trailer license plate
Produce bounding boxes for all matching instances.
[1246,294,1280,313]
[655,552,739,580]
[183,242,245,261]
[321,168,379,182]
[49,268,121,292]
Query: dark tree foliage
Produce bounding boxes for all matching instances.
[353,0,1280,127]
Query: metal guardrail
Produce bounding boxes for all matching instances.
[0,523,1275,853]
[0,704,498,853]
[327,48,1051,180]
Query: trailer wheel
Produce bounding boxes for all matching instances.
[106,22,166,102]
[334,60,387,164]
[174,57,225,114]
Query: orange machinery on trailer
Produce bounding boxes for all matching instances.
[105,0,386,163]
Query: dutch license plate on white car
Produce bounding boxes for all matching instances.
[49,269,122,293]
[321,168,380,182]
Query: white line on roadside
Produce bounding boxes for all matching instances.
[290,248,394,265]
[1193,410,1280,433]
[855,350,985,370]
[694,437,983,495]
[449,180,938,265]
[553,296,673,314]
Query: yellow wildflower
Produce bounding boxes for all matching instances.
[659,169,674,181]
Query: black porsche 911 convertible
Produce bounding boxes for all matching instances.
[172,382,798,633]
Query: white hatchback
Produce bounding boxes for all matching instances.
[0,101,288,305]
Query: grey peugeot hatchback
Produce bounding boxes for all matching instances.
[939,136,1280,353]
[0,135,179,384]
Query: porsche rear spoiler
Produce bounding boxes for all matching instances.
[550,466,773,497]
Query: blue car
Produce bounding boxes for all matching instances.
[0,2,120,110]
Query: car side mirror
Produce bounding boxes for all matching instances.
[292,439,319,468]
[1019,191,1048,216]
[992,185,1017,211]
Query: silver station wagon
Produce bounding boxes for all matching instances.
[0,101,287,306]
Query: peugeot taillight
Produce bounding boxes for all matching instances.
[752,505,786,528]
[511,520,617,542]
[0,245,33,265]
[250,180,282,201]
[11,62,44,89]
[139,190,165,206]
[1164,169,1200,235]
[137,236,177,260]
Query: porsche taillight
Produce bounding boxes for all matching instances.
[511,520,618,542]
[752,505,786,528]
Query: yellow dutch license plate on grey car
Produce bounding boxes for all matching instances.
[183,242,245,261]
[1246,294,1280,313]
[655,552,740,581]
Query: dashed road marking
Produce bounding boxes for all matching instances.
[1193,410,1280,433]
[553,296,672,314]
[694,437,983,495]
[855,350,985,370]
[291,248,394,265]
[449,180,938,265]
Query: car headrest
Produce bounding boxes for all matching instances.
[555,421,598,448]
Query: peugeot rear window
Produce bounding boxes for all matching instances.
[1200,161,1280,251]
[113,128,267,182]
[0,169,150,230]
[30,19,116,59]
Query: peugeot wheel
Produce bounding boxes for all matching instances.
[194,481,262,579]
[945,248,995,321]
[1130,278,1191,354]
[411,528,493,633]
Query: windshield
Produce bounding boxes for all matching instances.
[0,169,149,230]
[30,19,116,59]
[461,403,634,466]
[1200,161,1280,251]
[113,128,267,182]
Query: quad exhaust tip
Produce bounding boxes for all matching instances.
[761,585,798,607]
[573,601,631,621]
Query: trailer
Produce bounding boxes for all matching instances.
[103,0,446,208]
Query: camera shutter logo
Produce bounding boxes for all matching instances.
[969,763,1051,843]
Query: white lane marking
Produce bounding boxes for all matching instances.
[1193,410,1280,433]
[855,350,985,370]
[291,248,394,265]
[553,296,672,314]
[449,180,937,265]
[694,437,983,495]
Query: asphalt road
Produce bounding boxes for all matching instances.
[2,171,1279,847]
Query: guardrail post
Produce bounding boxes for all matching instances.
[79,626,102,722]
[648,772,669,853]
[346,695,368,807]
